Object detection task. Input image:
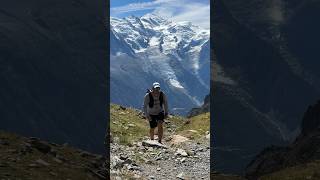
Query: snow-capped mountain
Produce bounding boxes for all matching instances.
[110,13,210,115]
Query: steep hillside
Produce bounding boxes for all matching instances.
[0,131,107,179]
[246,100,320,179]
[212,0,320,173]
[0,0,107,153]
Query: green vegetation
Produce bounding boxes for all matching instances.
[260,160,320,180]
[110,104,210,145]
[110,104,150,145]
[176,112,210,140]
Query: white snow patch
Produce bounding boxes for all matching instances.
[169,79,184,89]
[149,37,159,46]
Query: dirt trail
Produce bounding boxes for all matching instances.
[110,119,210,180]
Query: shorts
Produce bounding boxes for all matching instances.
[149,112,164,129]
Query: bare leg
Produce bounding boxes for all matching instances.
[150,128,155,140]
[157,122,163,143]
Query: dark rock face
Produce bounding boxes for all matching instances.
[0,0,108,154]
[301,100,320,136]
[187,94,210,117]
[245,100,320,179]
[212,0,320,173]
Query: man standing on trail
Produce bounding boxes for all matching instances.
[143,82,169,144]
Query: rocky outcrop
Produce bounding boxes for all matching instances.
[187,94,210,118]
[0,131,107,179]
[245,100,320,179]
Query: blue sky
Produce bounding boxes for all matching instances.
[110,0,210,29]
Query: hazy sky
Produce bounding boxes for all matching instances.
[110,0,210,29]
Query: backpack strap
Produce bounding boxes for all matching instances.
[148,92,154,108]
[159,91,163,107]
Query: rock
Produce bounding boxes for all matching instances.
[180,158,186,163]
[156,156,162,161]
[171,135,189,145]
[148,176,155,179]
[176,149,188,157]
[206,133,210,139]
[184,119,191,124]
[0,140,9,145]
[126,164,141,171]
[29,139,51,154]
[119,154,128,160]
[0,162,10,167]
[29,137,40,141]
[111,156,125,169]
[133,174,141,179]
[49,142,59,147]
[123,158,133,165]
[142,140,167,149]
[177,172,185,179]
[186,150,195,156]
[79,151,96,158]
[119,106,126,110]
[28,163,39,167]
[157,167,161,171]
[137,142,142,147]
[55,155,66,162]
[36,159,50,166]
[52,157,63,164]
[128,123,135,127]
[49,171,58,176]
[188,130,198,133]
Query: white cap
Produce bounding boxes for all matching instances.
[153,82,160,88]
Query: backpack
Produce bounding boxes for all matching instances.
[146,89,163,108]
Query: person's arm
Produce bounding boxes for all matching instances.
[143,94,150,120]
[163,93,169,117]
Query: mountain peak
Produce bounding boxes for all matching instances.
[140,13,168,25]
[141,13,166,20]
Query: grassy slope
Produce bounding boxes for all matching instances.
[211,174,247,180]
[0,131,104,180]
[110,104,210,144]
[176,112,210,139]
[110,104,186,144]
[260,160,320,180]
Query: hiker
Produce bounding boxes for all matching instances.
[143,82,169,144]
